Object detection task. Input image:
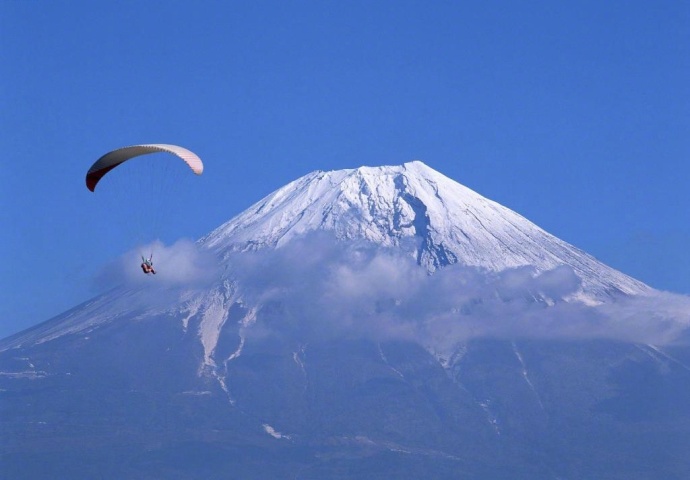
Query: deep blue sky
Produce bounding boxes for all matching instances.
[2,1,688,338]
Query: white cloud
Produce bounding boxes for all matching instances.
[228,234,690,348]
[94,238,220,290]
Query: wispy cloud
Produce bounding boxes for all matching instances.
[228,233,690,349]
[94,238,220,291]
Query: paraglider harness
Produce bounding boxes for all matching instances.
[141,255,156,275]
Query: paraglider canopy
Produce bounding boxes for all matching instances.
[86,144,203,192]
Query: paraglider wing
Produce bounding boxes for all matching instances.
[85,144,203,192]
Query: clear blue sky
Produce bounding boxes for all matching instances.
[2,1,688,338]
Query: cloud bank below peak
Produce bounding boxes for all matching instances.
[227,234,690,350]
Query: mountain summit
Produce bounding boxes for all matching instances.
[201,161,649,301]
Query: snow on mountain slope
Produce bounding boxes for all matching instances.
[201,160,651,300]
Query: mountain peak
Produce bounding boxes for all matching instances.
[200,161,650,301]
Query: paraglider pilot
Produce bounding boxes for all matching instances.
[141,255,156,275]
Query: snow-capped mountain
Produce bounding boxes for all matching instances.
[201,160,649,300]
[2,160,687,480]
[0,161,655,356]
